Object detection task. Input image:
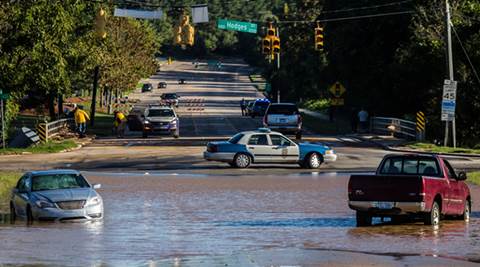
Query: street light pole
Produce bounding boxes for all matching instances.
[276,26,281,103]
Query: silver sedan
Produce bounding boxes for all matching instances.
[10,170,103,222]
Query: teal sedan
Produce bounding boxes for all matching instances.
[204,128,337,168]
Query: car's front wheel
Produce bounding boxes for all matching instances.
[9,203,16,223]
[233,153,251,168]
[356,211,372,227]
[26,206,33,224]
[306,152,322,169]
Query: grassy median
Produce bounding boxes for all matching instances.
[407,142,480,154]
[0,139,78,155]
[469,171,480,186]
[0,172,21,212]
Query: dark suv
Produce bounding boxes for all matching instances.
[141,83,153,93]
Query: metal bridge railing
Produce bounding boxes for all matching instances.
[370,116,417,140]
[36,118,75,142]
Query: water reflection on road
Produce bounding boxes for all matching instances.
[0,172,478,266]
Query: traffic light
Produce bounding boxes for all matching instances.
[315,26,324,51]
[173,14,195,46]
[95,8,107,39]
[272,36,280,53]
[266,26,276,38]
[262,37,272,54]
[173,25,182,45]
[184,24,195,46]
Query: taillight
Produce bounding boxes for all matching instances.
[207,144,217,153]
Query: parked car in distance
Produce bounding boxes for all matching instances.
[142,105,179,138]
[250,98,271,118]
[204,128,336,168]
[178,79,186,84]
[348,154,471,227]
[157,82,167,89]
[160,93,180,107]
[10,169,103,222]
[141,83,153,93]
[264,103,302,139]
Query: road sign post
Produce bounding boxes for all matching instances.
[329,82,346,106]
[217,19,257,34]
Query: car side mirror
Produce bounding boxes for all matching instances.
[457,171,467,181]
[92,184,102,189]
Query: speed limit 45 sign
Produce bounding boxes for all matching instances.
[441,80,457,121]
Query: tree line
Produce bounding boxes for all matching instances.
[1,0,479,146]
[0,0,158,137]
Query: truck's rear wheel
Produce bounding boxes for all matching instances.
[424,201,440,226]
[356,211,372,227]
[461,200,470,222]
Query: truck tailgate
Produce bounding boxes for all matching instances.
[348,175,424,202]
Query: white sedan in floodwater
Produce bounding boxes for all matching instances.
[10,169,103,222]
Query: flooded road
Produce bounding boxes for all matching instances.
[0,172,479,266]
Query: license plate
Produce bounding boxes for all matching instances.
[373,201,394,209]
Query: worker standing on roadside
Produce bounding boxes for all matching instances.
[73,104,90,138]
[113,110,127,138]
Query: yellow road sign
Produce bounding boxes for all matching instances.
[329,82,346,98]
[416,111,426,132]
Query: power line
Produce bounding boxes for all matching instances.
[319,0,413,14]
[254,10,415,24]
[450,24,480,86]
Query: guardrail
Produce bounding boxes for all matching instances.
[370,116,417,140]
[36,118,75,142]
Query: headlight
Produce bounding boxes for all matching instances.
[35,200,56,209]
[87,197,101,206]
[144,120,150,124]
[325,149,334,155]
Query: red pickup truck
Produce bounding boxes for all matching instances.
[348,154,471,227]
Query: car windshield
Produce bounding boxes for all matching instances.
[380,157,441,176]
[148,109,174,117]
[32,174,90,191]
[163,94,177,99]
[228,133,244,144]
[267,104,298,115]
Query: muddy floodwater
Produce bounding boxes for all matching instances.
[0,172,479,266]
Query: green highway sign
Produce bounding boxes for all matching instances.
[217,19,257,34]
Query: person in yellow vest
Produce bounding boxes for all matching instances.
[73,104,90,138]
[113,110,127,138]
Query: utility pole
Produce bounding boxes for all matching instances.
[90,66,99,126]
[0,91,4,149]
[276,26,281,103]
[444,0,456,147]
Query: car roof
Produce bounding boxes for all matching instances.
[238,128,282,135]
[28,169,80,176]
[384,153,438,158]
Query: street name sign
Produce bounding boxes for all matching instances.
[441,80,457,121]
[217,19,257,34]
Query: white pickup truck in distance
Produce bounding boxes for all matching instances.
[263,103,303,139]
